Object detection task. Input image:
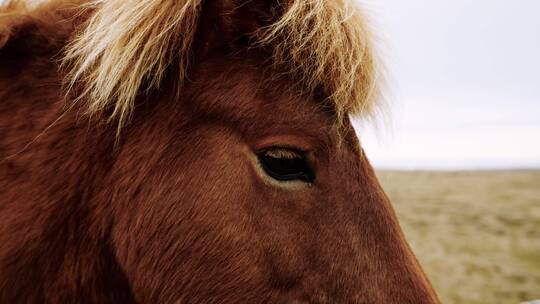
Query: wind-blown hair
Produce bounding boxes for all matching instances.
[62,0,381,131]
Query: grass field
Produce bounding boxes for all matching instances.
[376,170,540,304]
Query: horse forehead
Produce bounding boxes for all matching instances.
[184,54,329,130]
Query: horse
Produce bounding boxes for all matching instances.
[0,0,440,302]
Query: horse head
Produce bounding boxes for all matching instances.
[0,0,439,302]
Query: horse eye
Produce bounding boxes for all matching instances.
[257,149,315,183]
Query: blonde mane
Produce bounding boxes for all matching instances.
[62,0,381,131]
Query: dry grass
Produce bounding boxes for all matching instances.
[377,170,540,304]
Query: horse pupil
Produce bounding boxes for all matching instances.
[259,153,315,183]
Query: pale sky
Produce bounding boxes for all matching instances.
[355,0,540,170]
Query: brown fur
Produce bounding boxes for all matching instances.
[0,0,439,303]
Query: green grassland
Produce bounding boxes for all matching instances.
[377,170,540,304]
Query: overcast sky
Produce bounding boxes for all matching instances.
[355,0,540,170]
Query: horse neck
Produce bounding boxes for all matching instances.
[0,3,136,300]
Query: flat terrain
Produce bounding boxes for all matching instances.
[376,170,540,304]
